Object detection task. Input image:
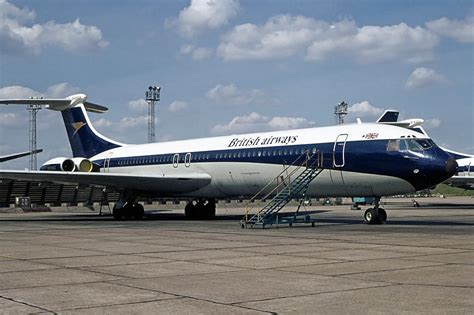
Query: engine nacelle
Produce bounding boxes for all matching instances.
[40,157,93,172]
[71,157,94,172]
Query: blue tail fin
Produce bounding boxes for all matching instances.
[61,105,123,158]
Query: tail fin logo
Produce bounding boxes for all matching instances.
[72,122,87,135]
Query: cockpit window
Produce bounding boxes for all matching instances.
[404,139,424,151]
[415,139,433,149]
[387,139,434,152]
[387,139,400,152]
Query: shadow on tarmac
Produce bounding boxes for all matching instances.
[0,208,472,227]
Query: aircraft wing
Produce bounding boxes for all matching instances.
[0,149,43,163]
[444,176,474,190]
[0,170,211,195]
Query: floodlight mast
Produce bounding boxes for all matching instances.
[145,86,161,143]
[27,96,43,170]
[334,101,348,125]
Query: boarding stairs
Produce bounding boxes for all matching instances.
[241,151,323,228]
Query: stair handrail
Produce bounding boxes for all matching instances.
[244,151,322,222]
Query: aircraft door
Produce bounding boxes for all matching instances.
[104,152,113,173]
[333,134,348,167]
[184,153,191,167]
[330,134,347,195]
[173,154,179,168]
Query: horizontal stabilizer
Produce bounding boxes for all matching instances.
[0,94,108,113]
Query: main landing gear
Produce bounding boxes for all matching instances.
[363,197,387,225]
[184,198,216,220]
[113,193,144,220]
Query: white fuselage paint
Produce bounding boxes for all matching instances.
[90,123,425,198]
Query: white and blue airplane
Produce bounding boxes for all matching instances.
[0,94,457,224]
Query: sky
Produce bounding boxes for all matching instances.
[0,0,473,170]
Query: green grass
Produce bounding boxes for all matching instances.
[432,184,474,196]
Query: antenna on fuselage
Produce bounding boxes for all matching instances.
[334,101,348,124]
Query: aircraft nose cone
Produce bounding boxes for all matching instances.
[445,157,458,177]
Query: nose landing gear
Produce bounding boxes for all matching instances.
[363,197,387,224]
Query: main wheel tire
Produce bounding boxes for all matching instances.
[364,208,381,224]
[133,204,145,220]
[112,206,123,220]
[123,204,134,220]
[204,204,216,219]
[184,203,196,219]
[378,208,387,223]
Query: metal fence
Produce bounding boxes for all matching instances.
[0,180,120,207]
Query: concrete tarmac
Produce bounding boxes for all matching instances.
[0,197,473,314]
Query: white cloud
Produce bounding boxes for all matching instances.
[211,112,315,135]
[405,67,447,89]
[192,47,213,60]
[0,85,41,98]
[119,115,149,129]
[268,116,316,130]
[179,44,213,60]
[348,101,384,117]
[0,0,108,56]
[167,0,239,37]
[426,16,474,43]
[0,112,20,126]
[206,83,265,106]
[93,118,113,128]
[424,118,442,129]
[44,83,80,98]
[0,83,80,99]
[168,100,188,112]
[217,15,438,63]
[128,99,148,112]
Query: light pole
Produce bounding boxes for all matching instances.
[334,101,348,125]
[27,96,43,170]
[145,86,161,143]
